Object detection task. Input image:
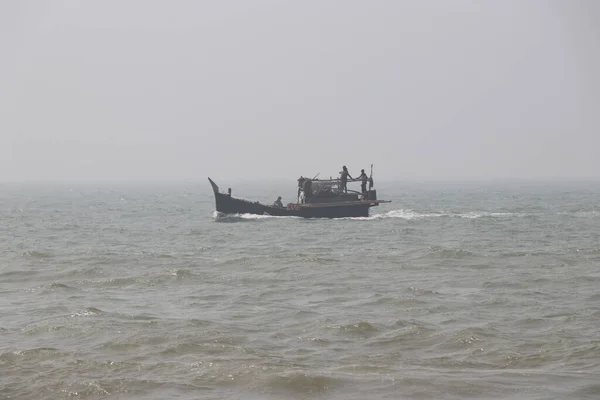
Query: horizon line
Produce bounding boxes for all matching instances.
[3,176,600,185]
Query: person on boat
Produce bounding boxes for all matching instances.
[273,196,284,208]
[297,176,305,196]
[357,169,368,195]
[339,166,353,194]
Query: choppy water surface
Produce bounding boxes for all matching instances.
[1,181,599,399]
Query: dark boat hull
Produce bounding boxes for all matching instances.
[208,178,373,218]
[263,203,370,218]
[212,191,267,215]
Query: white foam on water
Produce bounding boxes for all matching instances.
[459,211,522,219]
[213,211,300,221]
[366,209,526,220]
[337,209,434,221]
[213,210,527,222]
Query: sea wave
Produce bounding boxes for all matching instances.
[265,372,344,394]
[421,246,477,259]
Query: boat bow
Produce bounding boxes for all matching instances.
[208,177,219,195]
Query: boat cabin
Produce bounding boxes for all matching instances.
[297,176,377,204]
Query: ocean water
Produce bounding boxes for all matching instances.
[1,180,599,399]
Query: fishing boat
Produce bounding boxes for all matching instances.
[208,167,390,218]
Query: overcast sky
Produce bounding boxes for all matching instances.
[2,0,599,182]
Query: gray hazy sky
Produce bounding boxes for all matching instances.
[2,0,599,182]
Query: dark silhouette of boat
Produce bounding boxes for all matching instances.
[208,169,390,218]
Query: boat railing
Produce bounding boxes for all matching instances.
[303,177,368,184]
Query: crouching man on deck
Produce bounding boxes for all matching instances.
[273,196,284,208]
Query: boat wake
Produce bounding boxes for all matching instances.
[213,210,525,222]
[348,209,526,221]
[213,211,300,222]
